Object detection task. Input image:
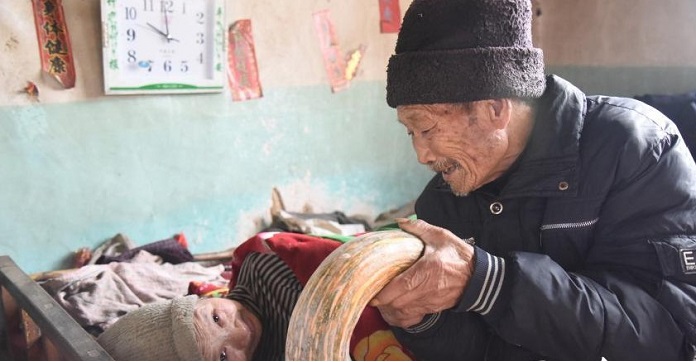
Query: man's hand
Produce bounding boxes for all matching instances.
[370,218,475,328]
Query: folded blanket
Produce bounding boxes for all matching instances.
[42,250,226,335]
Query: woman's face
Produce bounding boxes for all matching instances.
[193,297,262,361]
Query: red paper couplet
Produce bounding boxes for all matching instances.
[31,0,76,89]
[227,19,263,102]
[379,0,401,33]
[313,9,349,93]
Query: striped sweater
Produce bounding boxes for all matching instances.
[227,252,302,360]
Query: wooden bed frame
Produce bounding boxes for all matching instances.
[0,255,113,360]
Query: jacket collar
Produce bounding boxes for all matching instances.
[500,75,586,198]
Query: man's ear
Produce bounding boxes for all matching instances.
[487,99,511,130]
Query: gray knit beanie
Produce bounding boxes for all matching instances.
[97,295,203,360]
[386,0,545,107]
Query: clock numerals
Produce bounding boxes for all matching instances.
[125,6,137,20]
[126,28,136,41]
[128,51,192,74]
[127,50,137,63]
[138,60,153,72]
[161,60,190,73]
[143,0,154,12]
[142,0,187,14]
[161,0,174,13]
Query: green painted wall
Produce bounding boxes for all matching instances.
[6,67,695,275]
[0,81,431,274]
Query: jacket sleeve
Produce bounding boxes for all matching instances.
[471,250,691,360]
[397,244,692,360]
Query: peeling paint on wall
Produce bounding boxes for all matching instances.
[0,82,430,274]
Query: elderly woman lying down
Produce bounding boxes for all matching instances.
[96,232,415,360]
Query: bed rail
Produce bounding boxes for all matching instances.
[0,255,112,360]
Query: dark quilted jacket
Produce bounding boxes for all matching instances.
[394,75,696,360]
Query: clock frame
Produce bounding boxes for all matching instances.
[101,0,225,95]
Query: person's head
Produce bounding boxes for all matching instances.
[193,296,262,360]
[97,295,262,361]
[386,0,545,196]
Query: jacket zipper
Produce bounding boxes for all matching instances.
[540,218,599,231]
[539,218,598,248]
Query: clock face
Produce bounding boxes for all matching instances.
[101,0,225,94]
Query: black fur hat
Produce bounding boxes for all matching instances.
[386,0,545,108]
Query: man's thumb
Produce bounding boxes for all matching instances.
[396,217,427,237]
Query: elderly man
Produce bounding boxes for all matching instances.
[371,0,696,360]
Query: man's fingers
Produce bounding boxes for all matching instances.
[373,218,474,329]
[395,217,432,238]
[371,255,433,309]
[370,271,410,307]
[372,218,432,307]
[380,309,426,329]
[376,302,432,328]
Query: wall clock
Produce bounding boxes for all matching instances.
[101,0,225,95]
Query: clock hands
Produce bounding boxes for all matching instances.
[163,10,176,42]
[145,22,168,38]
[144,12,179,42]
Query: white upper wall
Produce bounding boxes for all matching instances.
[0,0,411,106]
[4,0,695,107]
[535,0,696,67]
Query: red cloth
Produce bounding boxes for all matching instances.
[230,232,340,286]
[229,232,413,360]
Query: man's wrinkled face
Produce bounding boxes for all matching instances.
[397,102,508,196]
[193,297,262,361]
